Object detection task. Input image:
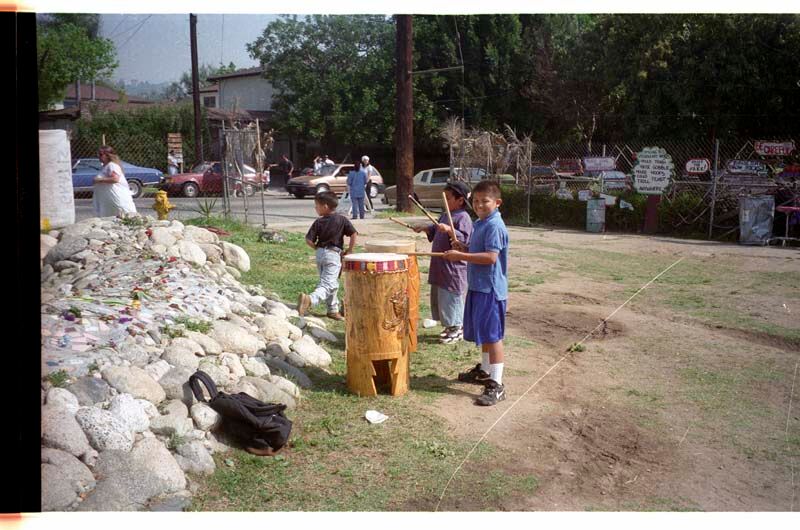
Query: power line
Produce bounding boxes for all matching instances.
[117,15,152,51]
[221,14,225,65]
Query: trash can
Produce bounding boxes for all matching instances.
[739,195,774,245]
[586,198,606,233]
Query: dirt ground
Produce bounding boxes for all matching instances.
[279,216,800,511]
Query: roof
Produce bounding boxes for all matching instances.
[65,84,150,104]
[206,107,273,123]
[207,66,265,82]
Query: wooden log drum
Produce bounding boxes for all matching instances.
[343,253,411,397]
[364,239,419,356]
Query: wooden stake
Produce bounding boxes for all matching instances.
[408,194,439,225]
[442,191,458,245]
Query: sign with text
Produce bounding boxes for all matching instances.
[633,147,674,195]
[726,159,768,176]
[528,165,555,176]
[600,170,627,191]
[754,140,795,157]
[583,157,616,172]
[551,158,583,176]
[685,158,711,174]
[577,189,593,201]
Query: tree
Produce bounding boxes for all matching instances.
[37,18,118,110]
[161,62,237,101]
[247,15,441,151]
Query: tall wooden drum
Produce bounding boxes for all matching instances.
[364,240,419,355]
[343,253,410,397]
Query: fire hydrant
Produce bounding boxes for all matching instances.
[152,190,175,220]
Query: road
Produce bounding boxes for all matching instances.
[73,190,392,226]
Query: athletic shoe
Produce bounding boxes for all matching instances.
[439,326,453,339]
[326,312,345,321]
[297,293,311,316]
[441,327,463,344]
[457,363,490,384]
[475,380,506,406]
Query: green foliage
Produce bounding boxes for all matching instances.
[173,316,212,334]
[192,198,219,225]
[162,62,237,100]
[46,370,71,388]
[72,102,211,172]
[37,20,118,110]
[167,433,186,450]
[161,324,186,339]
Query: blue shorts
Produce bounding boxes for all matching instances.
[463,290,506,345]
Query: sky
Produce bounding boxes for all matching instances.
[98,14,278,84]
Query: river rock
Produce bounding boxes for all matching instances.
[289,335,332,368]
[108,393,150,433]
[189,403,220,431]
[261,355,313,389]
[241,355,271,378]
[161,346,200,371]
[175,441,215,475]
[176,240,207,267]
[169,337,205,357]
[67,376,112,406]
[42,404,92,458]
[46,387,80,415]
[183,225,218,244]
[143,360,171,382]
[308,325,339,344]
[102,366,166,404]
[46,237,88,265]
[239,376,296,409]
[41,234,59,260]
[209,320,263,356]
[158,366,196,405]
[219,352,246,380]
[220,241,250,272]
[185,331,222,356]
[197,244,222,263]
[254,314,293,341]
[41,448,96,511]
[75,406,134,452]
[149,227,177,247]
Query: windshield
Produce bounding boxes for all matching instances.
[316,164,341,176]
[192,162,211,173]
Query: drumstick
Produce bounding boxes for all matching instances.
[407,195,440,225]
[407,252,444,257]
[388,216,415,230]
[442,191,458,246]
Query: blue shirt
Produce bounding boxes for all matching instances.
[467,209,508,300]
[346,169,367,198]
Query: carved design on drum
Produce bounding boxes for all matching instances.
[381,288,409,338]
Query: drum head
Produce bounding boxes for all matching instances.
[343,252,409,262]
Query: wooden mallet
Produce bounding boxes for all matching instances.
[441,191,459,246]
[388,216,415,230]
[408,194,440,225]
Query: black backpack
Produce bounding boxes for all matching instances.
[188,370,292,452]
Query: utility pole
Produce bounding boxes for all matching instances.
[395,15,413,213]
[190,14,203,164]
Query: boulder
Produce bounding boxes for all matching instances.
[269,375,301,400]
[219,352,246,381]
[67,376,112,406]
[46,387,80,415]
[196,360,231,389]
[41,448,96,511]
[241,355,271,378]
[169,337,205,357]
[176,240,207,267]
[175,441,215,475]
[189,403,220,431]
[220,241,250,272]
[158,366,196,405]
[308,325,339,344]
[289,335,332,368]
[184,331,222,356]
[40,234,58,260]
[78,438,185,511]
[239,376,296,409]
[161,346,200,371]
[149,400,193,438]
[42,404,92,458]
[102,366,166,404]
[254,314,293,341]
[149,227,177,247]
[183,225,218,244]
[45,237,88,265]
[108,393,150,433]
[75,406,134,452]
[263,338,292,359]
[197,244,222,263]
[261,355,313,389]
[208,320,263,356]
[143,360,171,382]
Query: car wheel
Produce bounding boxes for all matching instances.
[182,182,199,198]
[128,180,143,198]
[315,184,330,195]
[244,184,256,197]
[292,193,305,199]
[368,183,379,199]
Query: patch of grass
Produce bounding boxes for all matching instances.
[373,209,417,219]
[568,343,586,352]
[45,369,70,388]
[161,324,186,339]
[173,316,212,334]
[119,215,146,227]
[87,361,100,374]
[167,433,186,450]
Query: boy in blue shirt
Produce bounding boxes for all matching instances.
[443,180,509,406]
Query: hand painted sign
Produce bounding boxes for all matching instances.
[685,158,711,174]
[726,159,768,176]
[600,170,627,191]
[583,157,616,172]
[528,165,554,176]
[754,140,795,157]
[551,158,583,176]
[633,147,674,195]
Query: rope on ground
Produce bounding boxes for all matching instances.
[434,256,686,511]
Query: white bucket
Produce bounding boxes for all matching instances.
[39,129,75,229]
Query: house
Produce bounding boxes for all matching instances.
[63,82,151,108]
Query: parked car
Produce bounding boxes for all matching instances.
[160,161,268,198]
[72,158,163,198]
[382,167,514,208]
[285,163,385,199]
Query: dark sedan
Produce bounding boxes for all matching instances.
[72,158,163,198]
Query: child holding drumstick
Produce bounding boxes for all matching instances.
[443,180,509,406]
[412,181,473,344]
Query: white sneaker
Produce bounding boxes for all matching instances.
[422,319,439,329]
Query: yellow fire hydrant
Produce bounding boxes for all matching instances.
[152,190,175,220]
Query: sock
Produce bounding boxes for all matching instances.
[481,352,490,373]
[489,363,504,385]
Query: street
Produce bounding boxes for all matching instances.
[73,190,392,225]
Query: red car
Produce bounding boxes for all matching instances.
[160,161,269,198]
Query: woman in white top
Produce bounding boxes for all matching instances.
[93,145,137,217]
